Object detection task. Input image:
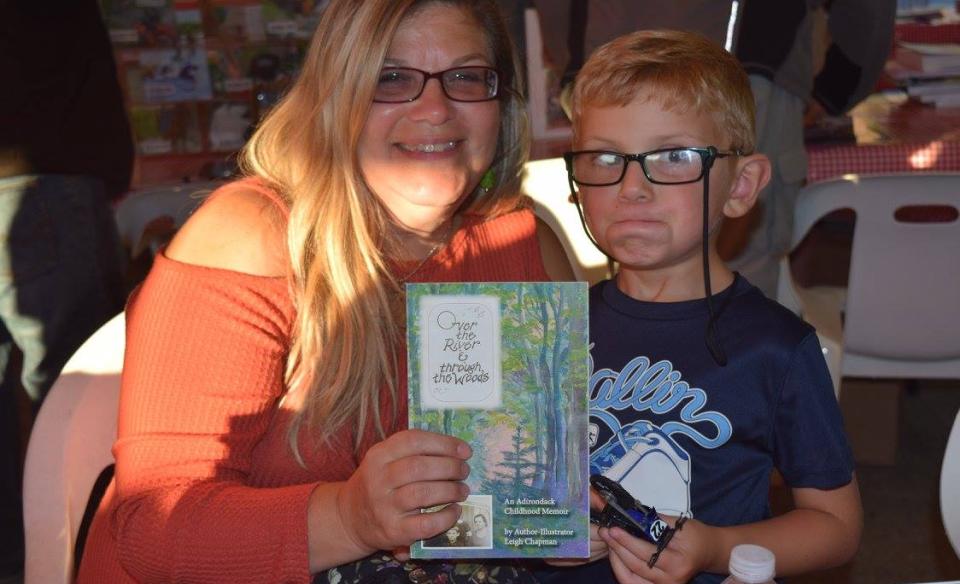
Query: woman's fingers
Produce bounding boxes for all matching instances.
[338,429,474,551]
[393,479,470,512]
[370,429,471,464]
[385,454,471,489]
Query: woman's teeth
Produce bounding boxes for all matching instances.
[399,141,458,153]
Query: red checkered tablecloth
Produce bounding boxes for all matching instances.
[895,22,960,44]
[806,140,960,183]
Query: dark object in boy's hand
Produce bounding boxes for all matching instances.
[590,474,686,568]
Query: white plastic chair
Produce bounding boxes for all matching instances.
[522,157,611,284]
[114,180,221,258]
[22,312,125,584]
[777,173,960,394]
[942,408,960,560]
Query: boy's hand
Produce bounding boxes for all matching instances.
[544,523,609,566]
[601,516,718,584]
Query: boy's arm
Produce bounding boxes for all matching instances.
[601,477,862,582]
[711,477,862,574]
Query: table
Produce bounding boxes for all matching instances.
[806,91,960,183]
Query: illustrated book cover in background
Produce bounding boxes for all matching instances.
[406,282,590,559]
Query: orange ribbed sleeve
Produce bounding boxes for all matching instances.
[106,255,314,584]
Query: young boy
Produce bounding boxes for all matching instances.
[543,30,862,583]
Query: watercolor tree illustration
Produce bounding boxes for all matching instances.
[407,283,588,503]
[406,282,589,557]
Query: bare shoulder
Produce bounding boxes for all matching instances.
[535,216,576,282]
[165,184,288,277]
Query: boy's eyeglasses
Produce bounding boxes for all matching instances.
[373,66,500,103]
[563,146,742,187]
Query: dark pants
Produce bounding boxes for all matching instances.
[0,174,125,575]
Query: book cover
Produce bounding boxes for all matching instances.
[261,0,328,39]
[209,0,267,42]
[130,103,203,154]
[208,100,252,151]
[101,0,178,46]
[126,39,214,103]
[406,282,591,560]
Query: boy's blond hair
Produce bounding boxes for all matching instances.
[570,29,756,153]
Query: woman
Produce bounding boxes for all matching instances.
[470,513,491,547]
[77,0,572,582]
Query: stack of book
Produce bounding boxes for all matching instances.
[889,3,960,108]
[890,41,960,107]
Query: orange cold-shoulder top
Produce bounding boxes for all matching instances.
[77,179,552,584]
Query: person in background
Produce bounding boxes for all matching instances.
[533,0,896,297]
[77,1,572,583]
[721,0,896,297]
[0,1,132,581]
[541,30,861,583]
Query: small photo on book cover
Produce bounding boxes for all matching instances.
[406,282,590,560]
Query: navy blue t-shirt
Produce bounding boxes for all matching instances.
[540,275,854,584]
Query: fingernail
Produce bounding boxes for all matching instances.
[457,442,472,458]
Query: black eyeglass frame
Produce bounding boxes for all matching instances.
[372,66,501,104]
[562,146,743,187]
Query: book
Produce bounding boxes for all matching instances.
[896,41,960,73]
[406,282,591,560]
[100,0,204,46]
[208,100,252,151]
[922,92,960,107]
[124,40,214,104]
[209,0,267,42]
[130,103,203,154]
[906,77,960,97]
[101,0,178,46]
[261,0,328,39]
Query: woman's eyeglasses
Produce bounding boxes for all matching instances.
[563,146,742,187]
[373,66,500,103]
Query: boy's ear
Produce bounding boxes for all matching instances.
[723,153,772,219]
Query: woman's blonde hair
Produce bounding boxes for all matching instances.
[571,29,756,153]
[240,0,529,458]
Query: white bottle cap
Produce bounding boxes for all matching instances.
[729,544,776,583]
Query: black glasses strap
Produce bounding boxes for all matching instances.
[701,158,728,367]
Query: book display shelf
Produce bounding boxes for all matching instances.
[100,0,328,187]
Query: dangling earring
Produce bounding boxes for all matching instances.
[478,168,496,196]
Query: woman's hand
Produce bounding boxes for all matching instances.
[602,516,719,584]
[335,429,473,555]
